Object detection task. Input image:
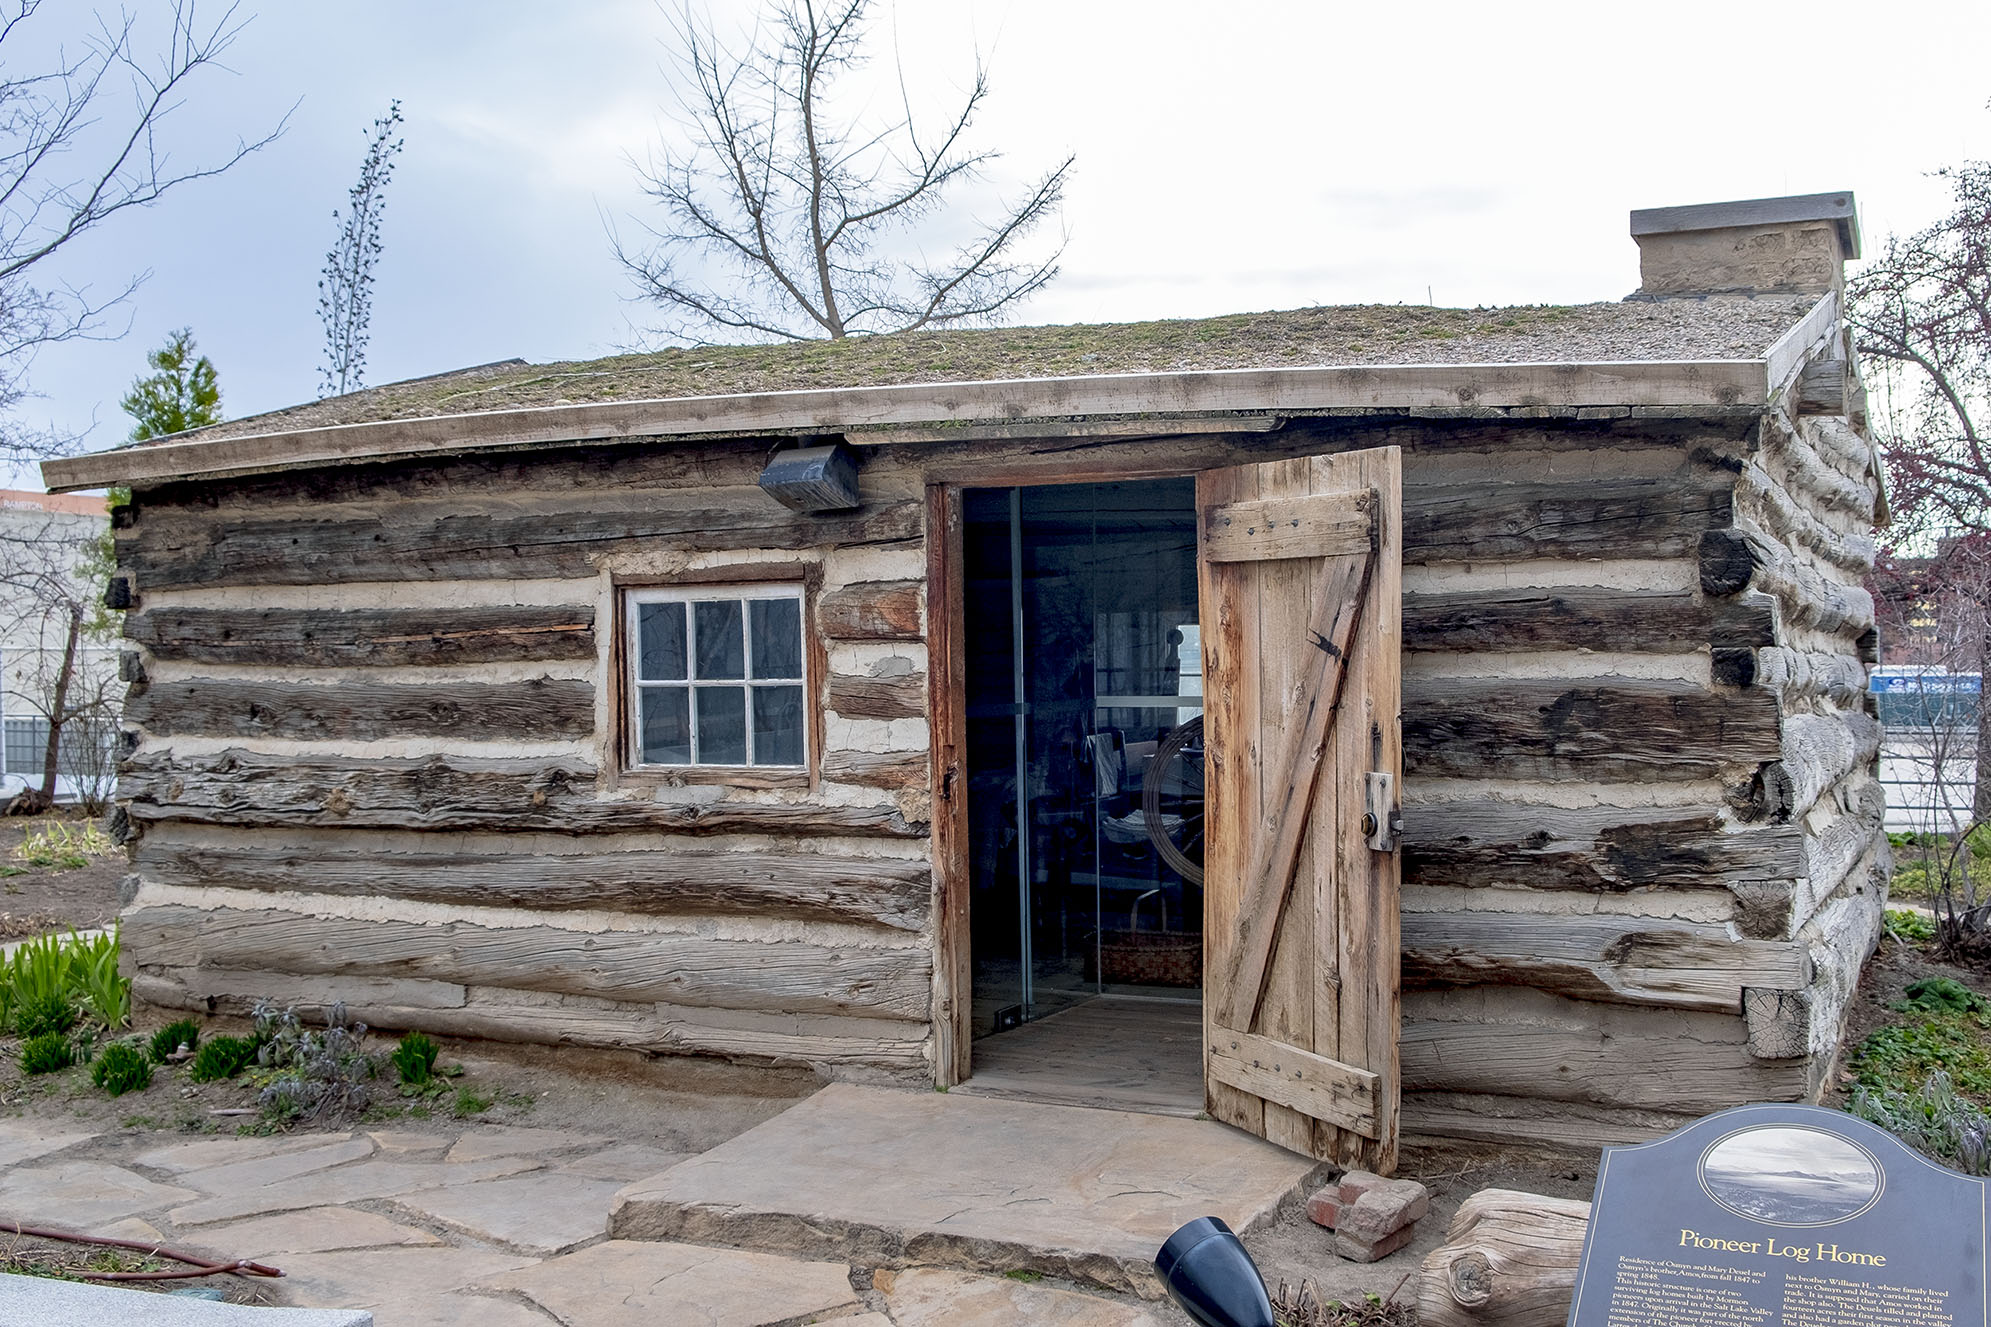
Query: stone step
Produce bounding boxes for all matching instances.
[608,1081,1323,1297]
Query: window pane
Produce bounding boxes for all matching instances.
[638,687,692,764]
[694,600,745,679]
[637,602,687,681]
[696,686,747,764]
[753,685,805,765]
[751,597,803,679]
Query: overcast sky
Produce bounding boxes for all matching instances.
[13,0,1991,488]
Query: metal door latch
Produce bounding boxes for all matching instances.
[1361,771,1400,852]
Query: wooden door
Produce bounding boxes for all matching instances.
[1198,446,1402,1171]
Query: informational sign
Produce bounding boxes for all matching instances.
[1568,1103,1986,1327]
[1871,673,1983,694]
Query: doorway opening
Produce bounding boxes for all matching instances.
[958,478,1206,1114]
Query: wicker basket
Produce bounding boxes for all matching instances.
[1097,928,1203,987]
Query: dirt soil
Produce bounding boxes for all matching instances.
[0,1003,821,1151]
[1243,1138,1599,1315]
[0,813,123,939]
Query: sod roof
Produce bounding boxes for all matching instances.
[168,295,1819,446]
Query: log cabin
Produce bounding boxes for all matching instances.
[43,192,1887,1171]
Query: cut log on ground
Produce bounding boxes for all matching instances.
[1418,1188,1592,1327]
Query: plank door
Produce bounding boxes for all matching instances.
[1198,445,1402,1171]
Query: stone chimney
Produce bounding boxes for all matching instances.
[1629,191,1859,298]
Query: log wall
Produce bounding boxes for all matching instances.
[111,373,1886,1134]
[115,444,940,1079]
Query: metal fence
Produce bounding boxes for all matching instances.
[1873,669,1982,834]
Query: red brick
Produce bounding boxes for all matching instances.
[1336,1179,1431,1242]
[1304,1185,1344,1229]
[1334,1222,1417,1264]
[1336,1170,1387,1206]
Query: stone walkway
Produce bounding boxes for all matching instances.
[0,1104,1207,1325]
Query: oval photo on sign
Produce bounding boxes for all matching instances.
[1698,1126,1884,1227]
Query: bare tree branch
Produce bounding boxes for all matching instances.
[616,0,1071,342]
[0,0,287,465]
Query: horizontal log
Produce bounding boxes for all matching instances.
[118,749,925,837]
[1744,647,1868,708]
[1804,783,1885,900]
[1403,476,1731,564]
[1403,586,1773,655]
[1764,418,1874,519]
[136,439,769,515]
[1807,416,1877,484]
[133,967,929,1070]
[821,748,930,791]
[1699,527,1873,637]
[1401,677,1782,780]
[125,604,596,666]
[1402,799,1803,891]
[827,673,925,720]
[133,967,467,1012]
[125,493,924,590]
[1404,1092,1692,1149]
[1774,711,1881,824]
[124,904,932,1021]
[1795,356,1845,416]
[1402,910,1809,1012]
[1418,1189,1591,1327]
[133,838,932,931]
[125,677,596,742]
[1737,464,1874,575]
[818,580,923,640]
[1402,988,1810,1112]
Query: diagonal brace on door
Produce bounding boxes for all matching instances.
[1211,535,1376,1038]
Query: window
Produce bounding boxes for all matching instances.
[625,584,807,768]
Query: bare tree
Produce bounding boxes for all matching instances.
[618,0,1073,342]
[0,1,283,464]
[0,510,120,815]
[1869,538,1989,949]
[1850,125,1991,830]
[318,100,404,398]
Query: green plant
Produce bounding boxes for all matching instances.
[452,1085,494,1118]
[1886,909,1939,943]
[1853,1008,1991,1098]
[188,1034,258,1083]
[15,991,77,1040]
[1851,1071,1991,1174]
[148,1019,202,1063]
[6,932,73,1010]
[19,1033,73,1075]
[390,1031,440,1086]
[1905,977,1990,1015]
[70,928,129,1028]
[91,1042,152,1096]
[11,821,113,870]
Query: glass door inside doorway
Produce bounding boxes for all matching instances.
[965,479,1205,1038]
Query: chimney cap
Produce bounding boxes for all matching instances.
[1630,192,1859,260]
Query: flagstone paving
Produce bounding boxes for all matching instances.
[0,1095,1207,1325]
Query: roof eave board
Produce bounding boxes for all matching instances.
[41,356,1777,493]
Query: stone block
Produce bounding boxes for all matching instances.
[1338,1170,1388,1205]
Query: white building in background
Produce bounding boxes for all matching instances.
[0,489,120,806]
[1872,664,1983,835]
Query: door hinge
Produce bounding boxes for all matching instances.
[1361,771,1400,852]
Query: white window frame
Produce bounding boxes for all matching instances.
[624,583,809,770]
